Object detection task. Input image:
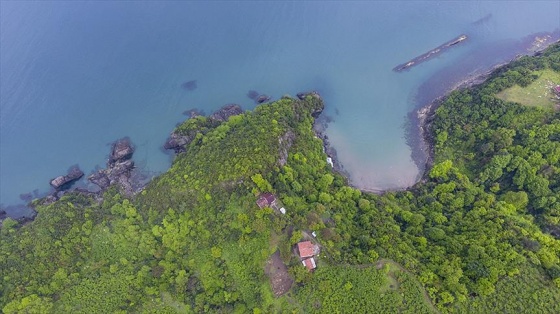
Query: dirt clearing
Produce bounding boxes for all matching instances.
[264,250,293,297]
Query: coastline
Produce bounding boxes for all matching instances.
[303,34,560,196]
[2,36,559,223]
[313,31,560,196]
[408,35,560,187]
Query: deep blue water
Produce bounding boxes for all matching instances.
[1,1,559,215]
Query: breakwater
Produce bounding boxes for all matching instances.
[393,34,468,72]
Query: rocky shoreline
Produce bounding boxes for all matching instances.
[309,98,351,181]
[1,99,276,226]
[35,137,139,206]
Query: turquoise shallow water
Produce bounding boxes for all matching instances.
[1,1,559,214]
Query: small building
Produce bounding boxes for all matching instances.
[297,241,320,271]
[326,157,334,167]
[256,192,277,209]
[311,231,317,237]
[279,207,286,214]
[297,241,319,258]
[302,257,317,270]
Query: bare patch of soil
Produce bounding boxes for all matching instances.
[265,250,293,297]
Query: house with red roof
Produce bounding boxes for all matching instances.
[302,257,317,271]
[297,241,318,258]
[297,241,320,271]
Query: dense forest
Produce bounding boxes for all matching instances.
[1,43,559,313]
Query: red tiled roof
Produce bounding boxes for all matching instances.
[298,241,316,258]
[302,257,316,270]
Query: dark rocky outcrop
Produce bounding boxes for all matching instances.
[88,171,111,189]
[109,138,134,166]
[164,132,196,153]
[88,138,136,196]
[297,91,321,101]
[50,166,84,191]
[210,104,243,122]
[164,104,244,153]
[182,108,204,118]
[256,95,271,104]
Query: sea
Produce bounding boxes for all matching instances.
[1,1,559,217]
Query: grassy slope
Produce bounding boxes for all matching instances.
[496,69,560,108]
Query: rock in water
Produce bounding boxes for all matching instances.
[256,95,271,104]
[49,166,84,190]
[109,138,134,165]
[182,108,204,118]
[88,138,136,196]
[164,132,194,153]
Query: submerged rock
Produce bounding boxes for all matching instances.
[19,192,33,203]
[181,80,197,91]
[247,90,259,100]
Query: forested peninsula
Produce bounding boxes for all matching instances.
[1,43,560,313]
